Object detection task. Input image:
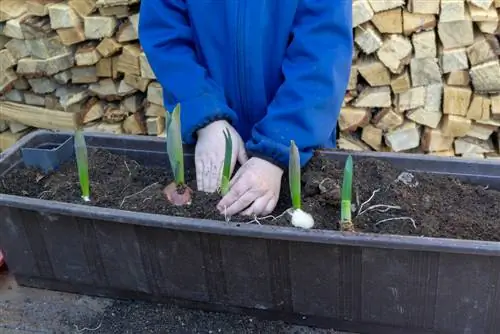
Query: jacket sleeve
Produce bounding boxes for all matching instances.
[245,0,353,168]
[138,0,237,144]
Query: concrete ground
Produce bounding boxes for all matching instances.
[0,272,354,334]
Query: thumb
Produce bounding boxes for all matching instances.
[237,141,248,165]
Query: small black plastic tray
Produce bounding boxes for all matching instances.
[0,130,499,334]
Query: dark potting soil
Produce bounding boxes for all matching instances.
[1,148,499,242]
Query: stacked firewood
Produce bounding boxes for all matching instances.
[0,0,499,159]
[344,0,500,158]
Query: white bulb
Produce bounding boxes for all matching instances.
[291,209,315,229]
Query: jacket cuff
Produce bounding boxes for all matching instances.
[245,136,314,171]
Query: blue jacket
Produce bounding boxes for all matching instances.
[139,0,353,168]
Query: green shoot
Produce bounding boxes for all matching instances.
[166,103,184,186]
[289,140,301,210]
[74,129,90,202]
[220,128,232,196]
[340,155,354,231]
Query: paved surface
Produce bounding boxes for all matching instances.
[0,272,354,334]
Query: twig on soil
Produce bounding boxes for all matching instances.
[74,320,102,332]
[38,191,54,199]
[358,204,401,216]
[357,189,380,214]
[124,160,131,175]
[120,182,159,208]
[375,216,417,229]
[244,208,292,225]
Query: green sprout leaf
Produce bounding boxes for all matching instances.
[289,140,301,210]
[74,129,90,201]
[340,155,353,225]
[166,103,185,185]
[220,128,233,196]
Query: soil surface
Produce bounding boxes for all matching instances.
[1,148,500,242]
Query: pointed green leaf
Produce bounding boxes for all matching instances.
[289,140,301,210]
[341,155,353,223]
[166,103,184,185]
[74,129,90,201]
[220,128,233,195]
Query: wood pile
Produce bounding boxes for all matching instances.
[345,0,500,158]
[0,0,499,159]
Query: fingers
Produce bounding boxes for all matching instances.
[241,194,273,216]
[217,178,252,215]
[195,158,203,191]
[203,160,221,193]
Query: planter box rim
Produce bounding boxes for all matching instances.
[1,129,499,257]
[0,193,498,257]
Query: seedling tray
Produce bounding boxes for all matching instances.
[0,130,499,334]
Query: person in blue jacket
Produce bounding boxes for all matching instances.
[139,0,353,218]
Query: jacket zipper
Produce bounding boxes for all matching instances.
[235,2,246,122]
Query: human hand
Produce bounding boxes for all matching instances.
[195,120,248,193]
[217,157,283,217]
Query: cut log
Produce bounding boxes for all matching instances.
[124,73,150,92]
[0,49,16,70]
[5,38,31,60]
[454,136,495,154]
[376,34,413,74]
[441,114,472,137]
[410,57,443,86]
[408,0,440,14]
[440,48,468,74]
[139,53,156,80]
[123,113,146,134]
[16,53,74,77]
[84,15,117,39]
[412,30,436,59]
[116,20,137,43]
[25,34,69,59]
[371,8,403,34]
[443,85,472,116]
[68,0,97,17]
[0,69,18,93]
[402,10,436,35]
[56,25,86,45]
[466,122,497,140]
[437,12,474,48]
[99,5,129,17]
[27,77,59,94]
[75,42,101,66]
[357,58,391,86]
[390,70,411,93]
[361,124,383,150]
[352,0,374,27]
[396,86,426,111]
[0,101,75,130]
[446,70,471,87]
[421,127,454,152]
[352,86,392,107]
[48,3,80,29]
[96,37,122,57]
[96,57,112,77]
[347,65,358,91]
[466,94,491,120]
[466,33,498,66]
[338,107,371,131]
[88,78,120,100]
[147,82,164,106]
[367,0,403,12]
[116,44,141,76]
[337,132,372,151]
[440,0,466,22]
[121,94,143,114]
[469,60,500,92]
[372,107,404,130]
[384,121,421,152]
[71,66,98,83]
[81,97,104,123]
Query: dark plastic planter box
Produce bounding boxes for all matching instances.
[1,130,499,334]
